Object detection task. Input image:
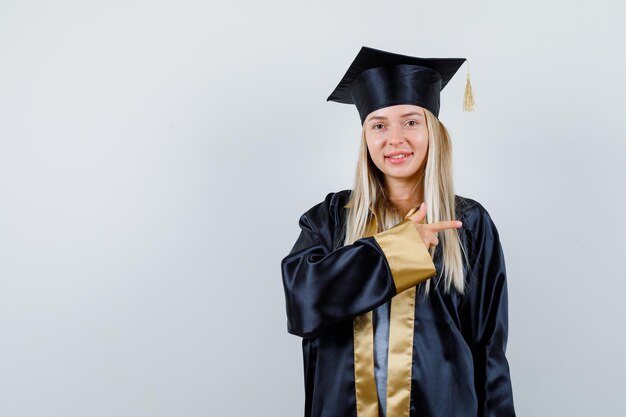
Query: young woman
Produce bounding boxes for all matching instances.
[281,46,516,417]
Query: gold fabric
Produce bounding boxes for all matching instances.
[384,209,424,416]
[386,286,417,416]
[353,311,379,417]
[353,216,381,417]
[372,213,437,293]
[353,207,436,417]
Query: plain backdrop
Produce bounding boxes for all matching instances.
[1,1,625,416]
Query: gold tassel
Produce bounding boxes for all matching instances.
[463,62,475,112]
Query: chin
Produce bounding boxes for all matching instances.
[385,165,419,175]
[385,171,419,180]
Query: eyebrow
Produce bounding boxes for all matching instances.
[366,112,424,122]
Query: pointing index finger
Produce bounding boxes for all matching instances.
[428,220,463,232]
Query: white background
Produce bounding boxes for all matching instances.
[1,1,625,416]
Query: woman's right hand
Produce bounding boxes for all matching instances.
[408,202,463,249]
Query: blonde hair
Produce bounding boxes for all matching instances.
[342,108,468,295]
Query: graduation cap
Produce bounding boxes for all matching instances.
[327,46,474,124]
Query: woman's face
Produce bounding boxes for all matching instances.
[364,104,429,181]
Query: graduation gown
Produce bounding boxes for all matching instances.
[281,189,516,417]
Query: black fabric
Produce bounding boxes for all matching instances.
[326,46,466,123]
[281,189,516,417]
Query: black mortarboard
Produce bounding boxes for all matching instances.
[327,46,473,124]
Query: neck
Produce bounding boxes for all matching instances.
[384,172,424,215]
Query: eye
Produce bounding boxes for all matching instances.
[406,120,418,127]
[372,123,385,130]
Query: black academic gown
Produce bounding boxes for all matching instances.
[281,189,516,417]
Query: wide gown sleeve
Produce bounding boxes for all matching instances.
[462,204,516,417]
[281,192,436,338]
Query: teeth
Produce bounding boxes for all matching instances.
[390,153,409,159]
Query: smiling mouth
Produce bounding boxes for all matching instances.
[385,152,414,165]
[385,152,413,160]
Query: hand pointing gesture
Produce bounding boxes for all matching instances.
[408,202,463,250]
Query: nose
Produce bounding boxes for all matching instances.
[386,124,404,145]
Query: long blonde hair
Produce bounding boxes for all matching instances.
[342,108,468,295]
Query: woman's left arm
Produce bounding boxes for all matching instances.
[461,204,516,417]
